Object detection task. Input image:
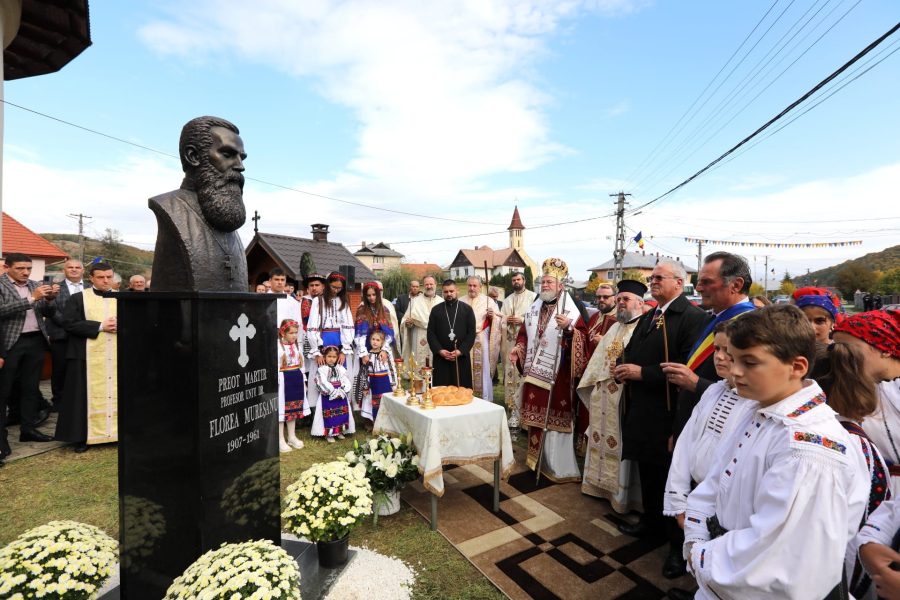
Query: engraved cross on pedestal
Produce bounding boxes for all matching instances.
[229,313,256,367]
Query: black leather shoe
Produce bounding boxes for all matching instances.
[0,433,11,458]
[34,409,50,427]
[19,427,54,442]
[667,587,695,600]
[74,443,88,454]
[617,520,650,537]
[663,550,688,579]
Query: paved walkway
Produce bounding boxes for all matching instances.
[5,381,70,463]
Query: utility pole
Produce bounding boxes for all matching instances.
[67,213,92,263]
[764,255,770,298]
[695,239,704,281]
[610,191,631,282]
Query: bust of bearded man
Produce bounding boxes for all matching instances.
[149,115,249,292]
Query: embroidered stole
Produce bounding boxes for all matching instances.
[522,294,579,391]
[84,290,117,445]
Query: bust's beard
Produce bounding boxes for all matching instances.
[195,164,246,232]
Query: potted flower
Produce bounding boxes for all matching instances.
[163,539,300,599]
[0,520,118,599]
[282,460,373,568]
[345,433,420,517]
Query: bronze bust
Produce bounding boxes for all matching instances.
[149,116,249,291]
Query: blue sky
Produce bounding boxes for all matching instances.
[4,0,899,282]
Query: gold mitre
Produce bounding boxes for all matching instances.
[541,257,568,281]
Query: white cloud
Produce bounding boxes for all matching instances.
[137,0,637,193]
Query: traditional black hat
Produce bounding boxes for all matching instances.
[616,279,647,298]
[303,272,327,286]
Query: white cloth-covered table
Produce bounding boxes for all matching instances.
[374,393,515,497]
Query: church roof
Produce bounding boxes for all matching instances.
[2,213,68,261]
[507,206,525,230]
[353,242,404,258]
[450,246,527,270]
[4,0,92,81]
[589,251,697,274]
[246,231,377,282]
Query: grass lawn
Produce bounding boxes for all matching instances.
[0,384,512,599]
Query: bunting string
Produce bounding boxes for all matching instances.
[683,237,862,249]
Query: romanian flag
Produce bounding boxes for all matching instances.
[634,232,644,249]
[685,301,756,371]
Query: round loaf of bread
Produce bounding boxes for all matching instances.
[429,386,474,406]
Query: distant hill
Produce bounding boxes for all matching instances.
[41,233,154,278]
[797,244,900,288]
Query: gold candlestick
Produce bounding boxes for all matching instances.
[421,366,435,410]
[393,358,406,398]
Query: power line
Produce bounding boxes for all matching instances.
[635,0,862,197]
[626,20,900,216]
[1,99,505,227]
[626,0,783,187]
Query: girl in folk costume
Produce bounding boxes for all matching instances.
[307,271,355,369]
[813,338,891,600]
[312,346,355,443]
[353,282,396,422]
[277,319,308,453]
[665,325,757,523]
[358,330,397,427]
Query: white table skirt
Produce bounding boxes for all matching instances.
[373,392,515,496]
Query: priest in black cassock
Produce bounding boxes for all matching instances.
[54,262,119,453]
[427,280,476,388]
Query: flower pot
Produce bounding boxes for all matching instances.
[316,535,350,569]
[376,489,402,516]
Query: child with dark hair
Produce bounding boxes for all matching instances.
[311,346,354,443]
[684,305,868,599]
[358,330,396,427]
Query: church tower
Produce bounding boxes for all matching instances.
[507,206,538,287]
[508,205,525,251]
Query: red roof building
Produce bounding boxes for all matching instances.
[2,213,68,280]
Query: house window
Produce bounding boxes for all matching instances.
[607,270,614,279]
[374,256,384,264]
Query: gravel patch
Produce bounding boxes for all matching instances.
[325,545,417,600]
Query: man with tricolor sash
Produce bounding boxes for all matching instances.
[54,262,119,453]
[661,252,755,441]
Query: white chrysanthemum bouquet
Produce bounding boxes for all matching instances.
[0,520,117,600]
[282,461,373,542]
[163,539,300,599]
[344,433,420,495]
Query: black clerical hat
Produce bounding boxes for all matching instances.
[616,279,647,298]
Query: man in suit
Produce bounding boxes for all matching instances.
[662,252,755,440]
[394,280,420,326]
[0,253,59,462]
[45,258,85,411]
[613,259,707,579]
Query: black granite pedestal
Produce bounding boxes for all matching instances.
[115,292,279,599]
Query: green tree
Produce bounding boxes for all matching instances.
[749,282,766,298]
[98,228,130,270]
[524,266,535,290]
[835,264,879,297]
[879,267,900,295]
[299,252,316,280]
[379,265,412,301]
[779,271,796,296]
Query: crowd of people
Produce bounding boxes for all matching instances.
[5,246,900,599]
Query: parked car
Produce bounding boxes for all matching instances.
[883,303,900,311]
[772,295,791,304]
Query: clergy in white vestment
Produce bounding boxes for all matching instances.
[577,279,645,512]
[400,276,443,367]
[460,276,501,400]
[500,271,536,438]
[511,258,582,483]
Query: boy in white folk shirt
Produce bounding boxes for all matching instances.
[683,305,868,599]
